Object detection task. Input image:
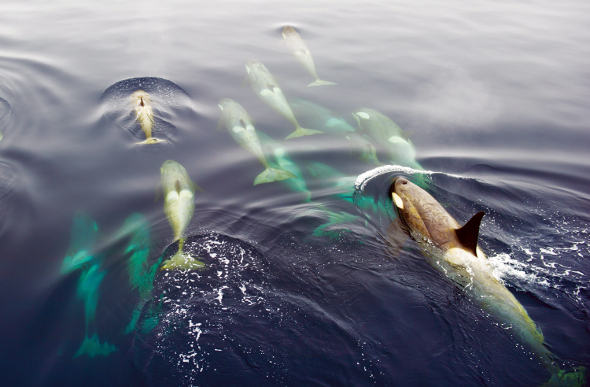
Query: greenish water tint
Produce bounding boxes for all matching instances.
[258,131,312,201]
[117,213,162,334]
[61,213,117,358]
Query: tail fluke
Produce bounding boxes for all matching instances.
[135,137,165,145]
[160,240,205,270]
[161,251,205,270]
[308,79,337,87]
[285,127,324,140]
[254,167,297,185]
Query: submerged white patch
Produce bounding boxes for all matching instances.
[166,191,180,202]
[218,104,224,111]
[179,190,193,200]
[260,89,273,97]
[388,136,406,144]
[232,125,243,134]
[245,124,255,132]
[392,192,404,209]
[245,65,250,74]
[356,111,370,119]
[274,148,285,158]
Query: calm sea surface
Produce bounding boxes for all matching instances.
[0,1,589,386]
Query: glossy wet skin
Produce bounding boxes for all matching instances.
[390,177,460,250]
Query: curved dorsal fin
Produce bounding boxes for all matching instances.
[454,211,485,255]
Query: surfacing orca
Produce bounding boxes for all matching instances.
[389,177,586,386]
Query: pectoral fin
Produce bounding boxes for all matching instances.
[454,211,485,256]
[192,181,204,193]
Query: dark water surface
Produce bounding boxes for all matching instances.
[0,1,589,386]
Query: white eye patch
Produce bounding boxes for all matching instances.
[356,112,370,119]
[392,192,404,209]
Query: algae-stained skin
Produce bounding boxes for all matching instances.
[159,160,205,270]
[282,26,336,87]
[389,177,586,383]
[101,77,190,144]
[218,99,296,185]
[245,59,323,140]
[160,160,197,242]
[129,90,165,144]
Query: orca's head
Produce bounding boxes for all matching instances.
[388,176,426,234]
[389,176,413,211]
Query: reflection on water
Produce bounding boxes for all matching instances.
[0,0,589,385]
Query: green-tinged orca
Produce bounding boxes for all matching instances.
[159,160,204,270]
[257,130,312,201]
[353,108,421,170]
[245,59,323,139]
[131,90,164,145]
[389,177,586,385]
[289,99,356,138]
[218,98,296,185]
[282,26,336,87]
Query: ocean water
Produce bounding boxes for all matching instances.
[0,1,589,386]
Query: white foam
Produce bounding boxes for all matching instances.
[354,165,464,192]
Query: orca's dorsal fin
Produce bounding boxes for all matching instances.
[454,211,485,256]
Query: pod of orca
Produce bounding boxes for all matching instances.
[2,25,583,385]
